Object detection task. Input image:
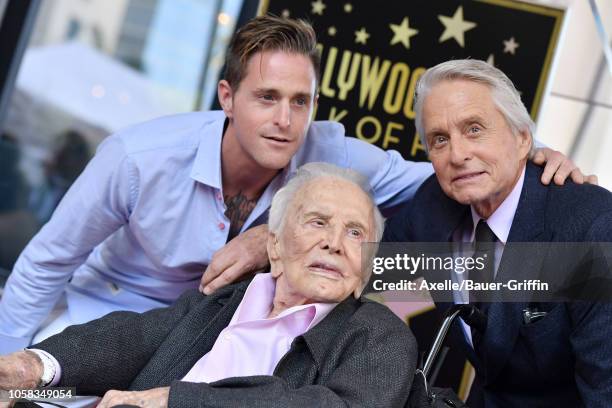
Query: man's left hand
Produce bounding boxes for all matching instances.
[97,387,169,408]
[533,147,598,185]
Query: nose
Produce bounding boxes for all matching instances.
[320,226,343,255]
[274,101,291,129]
[449,135,472,165]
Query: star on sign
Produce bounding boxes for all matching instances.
[311,0,326,15]
[328,26,337,36]
[281,9,290,18]
[389,17,419,49]
[344,3,353,13]
[503,37,520,55]
[438,6,477,48]
[354,27,370,44]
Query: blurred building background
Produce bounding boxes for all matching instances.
[0,0,246,275]
[0,0,610,277]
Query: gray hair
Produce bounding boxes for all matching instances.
[268,162,384,285]
[414,59,535,155]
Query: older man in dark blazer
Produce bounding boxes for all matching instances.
[384,60,612,407]
[0,163,417,408]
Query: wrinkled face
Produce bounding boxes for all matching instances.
[218,50,317,171]
[422,79,531,217]
[269,178,375,303]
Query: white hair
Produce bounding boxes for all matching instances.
[268,162,384,285]
[414,59,535,155]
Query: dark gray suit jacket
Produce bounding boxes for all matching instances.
[384,162,612,407]
[34,278,417,407]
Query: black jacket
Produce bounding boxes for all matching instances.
[36,278,417,407]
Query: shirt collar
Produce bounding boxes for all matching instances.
[469,165,526,244]
[190,114,226,190]
[230,273,337,330]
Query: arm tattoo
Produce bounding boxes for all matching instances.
[224,191,258,241]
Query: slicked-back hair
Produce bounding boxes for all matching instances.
[224,15,320,90]
[414,59,535,155]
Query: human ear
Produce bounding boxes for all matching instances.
[267,232,282,278]
[217,80,234,119]
[517,129,532,159]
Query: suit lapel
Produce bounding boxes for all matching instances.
[408,182,487,368]
[416,180,471,292]
[160,287,247,385]
[483,163,552,383]
[130,281,249,389]
[298,297,360,368]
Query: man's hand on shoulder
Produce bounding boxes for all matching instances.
[98,387,170,408]
[533,147,598,185]
[200,224,270,294]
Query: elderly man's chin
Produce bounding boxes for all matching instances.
[306,275,358,303]
[445,185,491,207]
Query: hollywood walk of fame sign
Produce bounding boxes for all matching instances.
[258,0,565,162]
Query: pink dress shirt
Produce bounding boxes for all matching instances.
[182,273,337,383]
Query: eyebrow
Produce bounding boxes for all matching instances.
[303,211,368,231]
[459,114,487,127]
[345,221,368,232]
[426,114,487,138]
[254,87,312,100]
[303,211,330,220]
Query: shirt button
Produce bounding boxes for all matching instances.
[218,222,225,230]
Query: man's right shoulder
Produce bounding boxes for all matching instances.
[109,110,225,154]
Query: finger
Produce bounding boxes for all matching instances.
[569,168,584,184]
[551,153,577,185]
[585,174,598,185]
[203,262,248,295]
[540,162,558,185]
[553,163,576,186]
[200,253,236,290]
[532,149,546,164]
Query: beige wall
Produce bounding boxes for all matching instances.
[533,0,612,190]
